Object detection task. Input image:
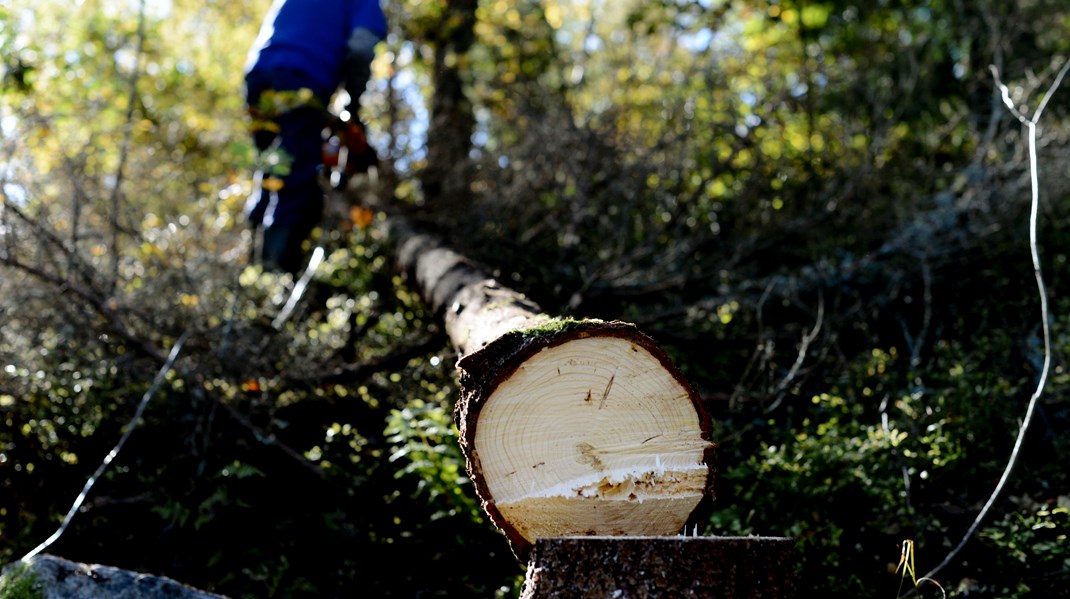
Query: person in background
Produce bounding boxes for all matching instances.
[243,0,386,274]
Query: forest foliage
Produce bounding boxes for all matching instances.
[2,0,1069,597]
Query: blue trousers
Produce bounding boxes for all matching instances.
[245,67,327,234]
[243,69,331,272]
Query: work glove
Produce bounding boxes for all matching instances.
[337,27,382,175]
[321,115,378,182]
[339,116,377,175]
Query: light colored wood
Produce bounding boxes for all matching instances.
[456,321,716,559]
[476,335,710,544]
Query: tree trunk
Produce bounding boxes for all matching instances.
[393,226,717,561]
[520,536,798,598]
[420,0,477,205]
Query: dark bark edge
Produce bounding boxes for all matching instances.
[454,318,717,561]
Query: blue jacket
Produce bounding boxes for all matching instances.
[245,0,387,99]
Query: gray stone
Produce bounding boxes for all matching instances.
[1,554,228,599]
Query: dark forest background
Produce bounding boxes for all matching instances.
[2,0,1069,597]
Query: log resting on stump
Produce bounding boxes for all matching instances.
[395,230,717,560]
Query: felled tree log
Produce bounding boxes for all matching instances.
[394,228,717,560]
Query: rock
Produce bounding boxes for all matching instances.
[1,554,227,599]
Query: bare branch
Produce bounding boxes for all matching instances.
[0,253,167,363]
[108,0,149,290]
[765,292,824,413]
[920,55,1067,586]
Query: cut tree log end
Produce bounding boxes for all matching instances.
[456,319,716,560]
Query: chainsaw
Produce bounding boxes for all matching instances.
[271,115,378,328]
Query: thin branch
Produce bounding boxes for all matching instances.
[881,395,913,512]
[727,276,778,409]
[898,254,933,367]
[293,331,447,386]
[765,292,824,413]
[21,331,191,563]
[6,182,104,292]
[920,56,1067,585]
[214,398,326,479]
[0,253,167,363]
[109,0,148,290]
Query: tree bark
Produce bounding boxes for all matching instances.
[420,0,477,205]
[519,536,798,598]
[393,225,717,561]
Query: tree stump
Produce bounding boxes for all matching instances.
[394,230,717,560]
[520,536,798,598]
